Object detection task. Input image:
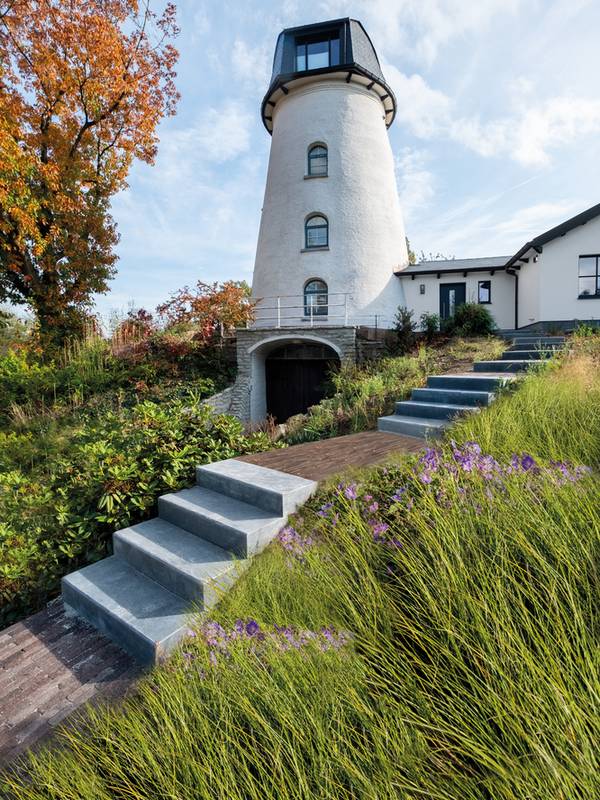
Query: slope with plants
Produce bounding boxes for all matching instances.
[3,336,598,799]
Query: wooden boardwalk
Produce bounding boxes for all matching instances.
[237,430,423,481]
[0,599,140,766]
[0,430,422,767]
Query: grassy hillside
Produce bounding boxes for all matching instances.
[3,337,599,799]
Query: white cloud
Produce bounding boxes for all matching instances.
[395,147,435,220]
[386,63,600,167]
[321,0,522,64]
[231,39,272,91]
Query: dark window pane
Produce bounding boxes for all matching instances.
[307,40,329,69]
[579,276,596,296]
[330,38,340,65]
[296,44,306,71]
[304,280,328,316]
[306,226,328,247]
[478,280,491,303]
[308,146,328,175]
[578,256,597,277]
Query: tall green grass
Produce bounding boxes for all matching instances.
[2,341,599,799]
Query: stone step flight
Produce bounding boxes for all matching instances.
[62,461,317,665]
[377,334,566,439]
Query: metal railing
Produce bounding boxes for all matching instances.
[249,293,394,330]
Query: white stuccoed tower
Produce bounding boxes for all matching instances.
[252,17,408,328]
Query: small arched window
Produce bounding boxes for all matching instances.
[307,144,328,176]
[305,214,329,248]
[304,279,328,317]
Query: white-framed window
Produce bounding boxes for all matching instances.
[307,144,328,176]
[305,214,329,248]
[578,255,600,297]
[304,279,328,316]
[478,279,491,304]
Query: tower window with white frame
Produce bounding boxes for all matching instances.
[304,279,328,316]
[307,144,328,176]
[305,214,329,248]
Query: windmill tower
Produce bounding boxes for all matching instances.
[252,17,408,328]
[235,18,409,422]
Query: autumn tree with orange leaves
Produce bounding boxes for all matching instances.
[157,281,255,343]
[0,1,179,348]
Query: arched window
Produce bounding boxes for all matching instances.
[305,214,329,248]
[307,144,328,176]
[304,279,328,316]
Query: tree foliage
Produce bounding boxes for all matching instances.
[157,281,255,343]
[0,1,179,347]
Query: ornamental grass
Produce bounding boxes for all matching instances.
[2,340,599,799]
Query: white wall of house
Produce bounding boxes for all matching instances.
[516,256,540,327]
[536,215,600,324]
[401,271,515,330]
[252,79,408,330]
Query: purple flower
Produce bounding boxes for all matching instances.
[521,454,536,471]
[317,502,333,518]
[344,483,358,500]
[245,620,261,637]
[419,471,433,484]
[391,487,408,502]
[368,501,379,513]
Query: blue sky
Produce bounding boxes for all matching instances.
[99,0,600,320]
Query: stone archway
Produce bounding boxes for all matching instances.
[265,341,340,423]
[248,335,342,422]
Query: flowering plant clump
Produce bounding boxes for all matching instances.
[312,441,592,549]
[276,525,315,565]
[180,620,353,669]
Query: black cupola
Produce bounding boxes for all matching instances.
[261,18,396,133]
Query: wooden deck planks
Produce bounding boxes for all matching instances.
[236,429,423,482]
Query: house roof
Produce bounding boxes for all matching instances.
[505,202,600,267]
[396,256,509,277]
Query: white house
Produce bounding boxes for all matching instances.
[400,203,600,332]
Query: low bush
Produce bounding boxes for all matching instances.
[392,305,416,353]
[443,302,496,336]
[3,341,598,799]
[0,392,275,625]
[419,310,440,341]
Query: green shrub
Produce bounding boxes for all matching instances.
[419,311,440,342]
[0,393,275,625]
[393,305,416,353]
[443,302,496,336]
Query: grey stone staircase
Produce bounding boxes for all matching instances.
[62,460,317,665]
[378,334,565,438]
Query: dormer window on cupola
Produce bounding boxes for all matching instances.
[295,32,340,72]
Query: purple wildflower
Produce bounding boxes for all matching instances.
[368,501,379,513]
[344,483,358,500]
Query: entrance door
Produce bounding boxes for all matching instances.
[265,342,339,423]
[266,359,331,422]
[440,283,466,320]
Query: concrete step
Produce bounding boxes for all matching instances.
[511,337,565,346]
[62,556,191,665]
[378,414,449,439]
[196,458,316,516]
[411,387,493,407]
[500,350,551,360]
[113,518,243,604]
[427,373,516,392]
[473,360,535,372]
[507,343,562,352]
[159,486,284,557]
[394,400,478,420]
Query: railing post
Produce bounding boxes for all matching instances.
[277,297,281,329]
[344,294,348,325]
